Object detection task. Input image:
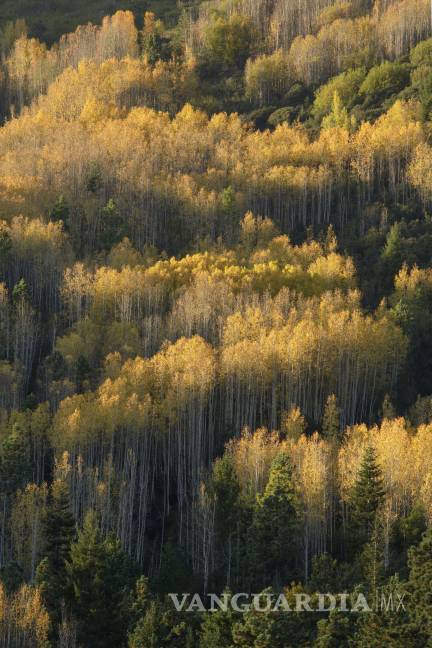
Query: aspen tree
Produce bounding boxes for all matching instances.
[0,583,50,648]
[245,50,292,106]
[10,482,48,580]
[380,0,430,58]
[292,433,330,578]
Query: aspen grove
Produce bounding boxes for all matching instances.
[1,2,432,646]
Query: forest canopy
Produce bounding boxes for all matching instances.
[1,1,432,646]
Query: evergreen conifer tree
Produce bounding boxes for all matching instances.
[315,610,354,647]
[36,480,76,628]
[350,446,385,549]
[199,590,238,648]
[210,456,241,586]
[353,576,417,647]
[0,423,30,496]
[249,452,300,588]
[66,511,136,648]
[406,525,432,643]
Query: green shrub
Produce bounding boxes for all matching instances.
[359,61,410,105]
[313,68,366,120]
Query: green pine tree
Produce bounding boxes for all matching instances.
[199,590,238,648]
[12,278,29,304]
[100,199,126,251]
[0,422,31,496]
[353,576,417,647]
[390,504,426,578]
[76,354,92,393]
[129,594,197,648]
[129,600,162,648]
[154,541,192,597]
[0,561,24,593]
[350,446,385,549]
[66,511,136,648]
[315,610,355,647]
[406,525,432,643]
[210,455,241,586]
[36,480,76,628]
[309,553,339,592]
[50,195,70,228]
[211,456,240,542]
[381,222,405,280]
[233,586,317,647]
[249,452,300,588]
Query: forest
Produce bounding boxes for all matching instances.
[1,0,432,645]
